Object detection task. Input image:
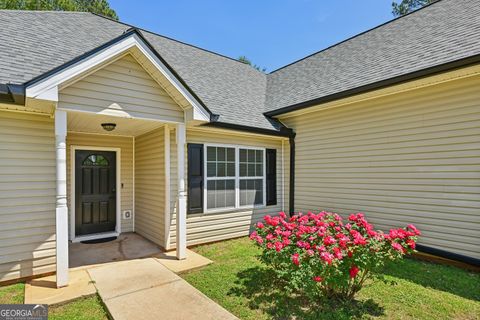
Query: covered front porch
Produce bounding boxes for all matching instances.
[23,31,211,287]
[54,108,189,287]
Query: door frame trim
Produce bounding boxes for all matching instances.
[70,145,122,242]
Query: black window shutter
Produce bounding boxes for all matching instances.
[266,148,277,206]
[187,144,204,214]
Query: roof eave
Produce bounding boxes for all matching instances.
[265,53,480,117]
[204,121,294,138]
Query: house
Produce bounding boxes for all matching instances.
[0,0,478,287]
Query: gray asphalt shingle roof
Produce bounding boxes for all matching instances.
[0,10,274,129]
[265,0,480,113]
[0,0,479,131]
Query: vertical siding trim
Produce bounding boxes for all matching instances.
[132,137,135,232]
[164,125,171,248]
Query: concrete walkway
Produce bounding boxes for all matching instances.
[88,258,237,320]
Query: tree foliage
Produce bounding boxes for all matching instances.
[0,0,118,20]
[392,0,437,16]
[238,55,267,73]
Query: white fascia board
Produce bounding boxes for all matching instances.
[25,34,210,122]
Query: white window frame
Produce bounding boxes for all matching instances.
[203,144,266,213]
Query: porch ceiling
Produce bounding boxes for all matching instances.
[67,110,165,136]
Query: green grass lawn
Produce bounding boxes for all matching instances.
[183,237,480,320]
[0,283,108,320]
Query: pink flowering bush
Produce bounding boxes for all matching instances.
[250,211,420,300]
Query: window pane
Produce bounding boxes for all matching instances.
[240,179,263,206]
[248,164,255,176]
[227,163,235,177]
[207,179,235,209]
[247,149,255,162]
[255,164,263,177]
[217,162,226,177]
[256,150,263,162]
[239,149,247,162]
[239,163,247,177]
[207,163,216,177]
[207,180,216,209]
[83,154,109,166]
[207,147,216,161]
[217,147,226,161]
[227,148,235,161]
[225,180,235,207]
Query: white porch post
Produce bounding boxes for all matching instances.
[176,123,187,260]
[54,110,69,287]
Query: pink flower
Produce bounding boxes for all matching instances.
[353,234,367,246]
[320,251,334,264]
[266,233,274,241]
[256,222,264,229]
[256,237,263,245]
[249,231,257,240]
[274,242,283,252]
[313,276,323,282]
[349,265,360,278]
[323,236,336,246]
[279,211,287,219]
[406,239,416,249]
[292,253,300,266]
[391,242,404,252]
[333,247,343,260]
[407,224,421,236]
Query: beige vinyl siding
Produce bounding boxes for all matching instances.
[134,127,166,247]
[281,74,480,259]
[58,54,184,123]
[0,111,56,282]
[168,128,289,248]
[67,133,134,235]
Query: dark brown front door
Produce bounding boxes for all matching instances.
[75,150,116,236]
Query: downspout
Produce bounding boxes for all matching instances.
[289,132,296,217]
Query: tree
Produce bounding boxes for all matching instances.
[238,55,267,73]
[0,0,118,20]
[392,0,437,16]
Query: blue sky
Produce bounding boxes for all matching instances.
[109,0,394,72]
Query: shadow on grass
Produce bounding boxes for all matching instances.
[228,266,384,320]
[381,258,480,302]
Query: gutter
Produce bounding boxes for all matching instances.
[288,132,296,216]
[265,53,480,117]
[205,121,294,138]
[0,83,25,105]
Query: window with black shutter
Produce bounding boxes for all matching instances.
[187,144,203,214]
[266,149,277,206]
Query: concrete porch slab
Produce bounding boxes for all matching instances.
[70,233,162,269]
[153,249,212,273]
[89,258,236,320]
[25,269,96,305]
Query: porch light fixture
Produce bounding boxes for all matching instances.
[101,123,116,132]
